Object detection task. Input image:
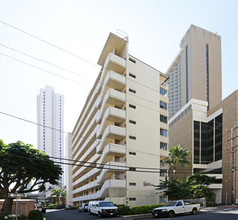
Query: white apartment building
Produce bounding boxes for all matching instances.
[37,85,64,187]
[70,33,169,207]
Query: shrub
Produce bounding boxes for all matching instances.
[118,204,162,215]
[118,206,130,215]
[28,210,43,220]
[0,215,26,220]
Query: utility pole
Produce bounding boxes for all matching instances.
[226,126,238,205]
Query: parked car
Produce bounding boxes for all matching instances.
[88,201,118,217]
[152,200,200,218]
[65,205,72,210]
[78,203,88,212]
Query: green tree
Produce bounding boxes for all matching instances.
[0,140,62,216]
[162,145,190,174]
[158,177,192,200]
[185,174,216,206]
[158,174,216,204]
[51,187,66,204]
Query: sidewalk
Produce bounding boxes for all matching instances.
[200,205,238,213]
[121,206,238,219]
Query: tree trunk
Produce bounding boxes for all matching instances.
[0,196,13,216]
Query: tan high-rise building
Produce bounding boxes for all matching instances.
[167,25,222,118]
[168,25,238,205]
[69,33,169,207]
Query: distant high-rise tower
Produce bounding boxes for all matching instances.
[166,24,222,118]
[37,85,64,187]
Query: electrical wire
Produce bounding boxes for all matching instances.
[1,153,201,174]
[0,22,226,164]
[0,43,94,81]
[0,52,89,86]
[0,110,229,164]
[0,111,69,134]
[0,20,99,67]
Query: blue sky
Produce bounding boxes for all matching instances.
[0,0,237,147]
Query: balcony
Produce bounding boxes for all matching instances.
[72,168,100,187]
[72,179,126,202]
[104,53,126,74]
[97,143,126,163]
[96,179,126,199]
[96,125,126,153]
[96,161,126,184]
[72,134,100,170]
[73,179,99,195]
[104,70,126,91]
[97,107,126,138]
[72,154,100,179]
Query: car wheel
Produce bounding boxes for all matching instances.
[191,208,197,215]
[98,212,102,218]
[89,209,92,215]
[168,210,175,218]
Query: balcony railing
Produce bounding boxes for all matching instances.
[104,53,126,74]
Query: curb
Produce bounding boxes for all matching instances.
[122,213,152,219]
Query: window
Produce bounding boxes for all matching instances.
[129,88,136,94]
[129,58,136,63]
[129,198,136,201]
[129,151,136,155]
[206,44,209,108]
[160,101,167,110]
[129,167,136,171]
[129,183,136,186]
[129,120,136,125]
[186,45,189,103]
[129,104,136,109]
[160,115,168,124]
[160,142,167,150]
[160,88,167,96]
[129,135,136,140]
[160,129,168,137]
[129,73,136,79]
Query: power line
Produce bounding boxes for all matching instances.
[3,153,198,174]
[0,110,226,164]
[0,50,165,114]
[0,20,99,67]
[0,111,69,134]
[0,43,94,81]
[0,52,87,86]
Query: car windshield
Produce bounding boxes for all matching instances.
[99,202,114,207]
[163,202,177,206]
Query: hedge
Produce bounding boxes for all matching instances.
[118,204,162,215]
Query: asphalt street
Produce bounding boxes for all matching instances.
[44,208,238,220]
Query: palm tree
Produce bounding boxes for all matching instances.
[51,188,66,204]
[162,145,190,175]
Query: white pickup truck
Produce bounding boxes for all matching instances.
[152,200,200,218]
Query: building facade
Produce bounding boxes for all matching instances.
[166,25,222,118]
[37,85,64,187]
[167,25,238,204]
[169,92,238,204]
[70,33,169,207]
